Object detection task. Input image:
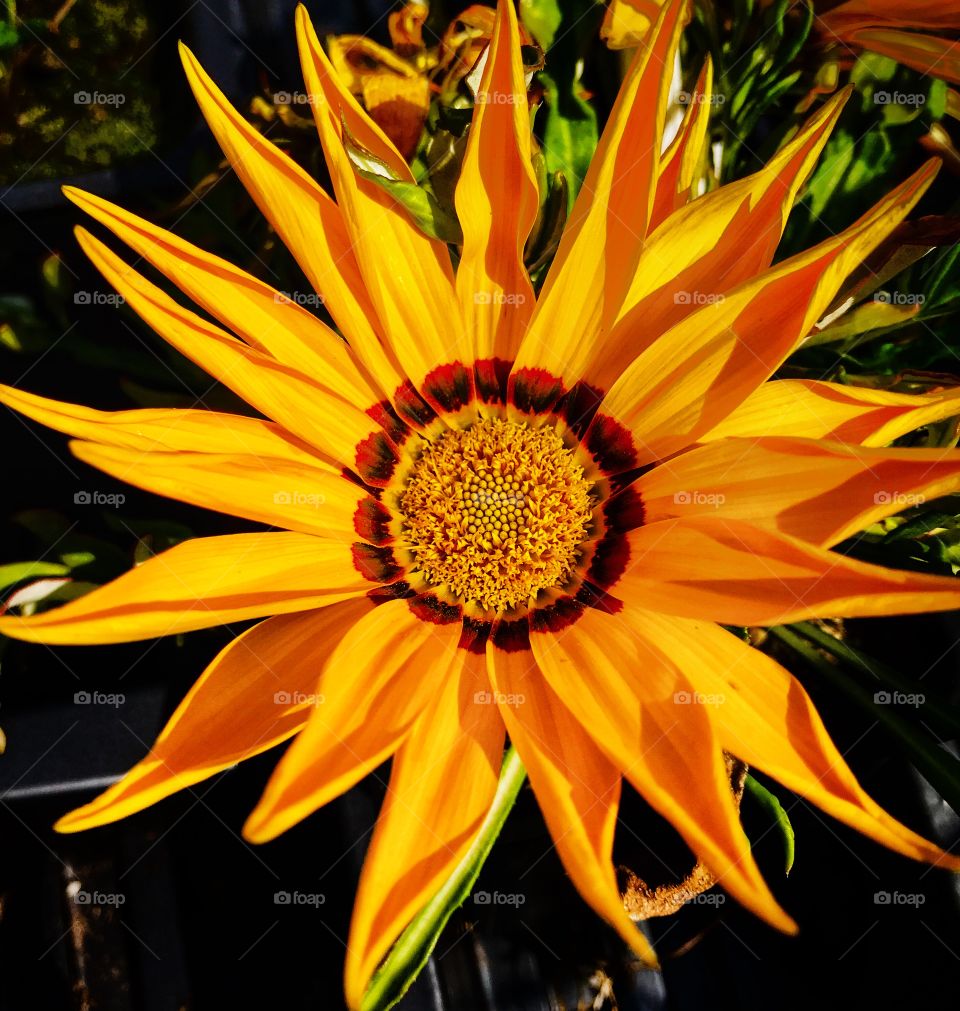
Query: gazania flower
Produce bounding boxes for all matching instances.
[3,0,960,1005]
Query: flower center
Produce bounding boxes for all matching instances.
[399,417,596,612]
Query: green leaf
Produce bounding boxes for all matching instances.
[744,774,795,874]
[341,119,463,244]
[538,70,597,210]
[0,560,69,592]
[361,747,527,1011]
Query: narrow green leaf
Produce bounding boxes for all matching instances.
[361,747,527,1011]
[0,560,69,592]
[744,774,795,874]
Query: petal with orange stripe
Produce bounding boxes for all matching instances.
[530,605,796,933]
[345,649,504,1006]
[0,532,368,645]
[486,638,659,964]
[618,517,960,626]
[243,599,462,843]
[636,436,960,546]
[56,600,373,832]
[454,0,538,365]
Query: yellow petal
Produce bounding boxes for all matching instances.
[296,7,465,395]
[700,378,960,447]
[600,0,665,49]
[530,606,796,933]
[345,649,504,1006]
[64,187,378,409]
[599,161,937,469]
[0,384,331,466]
[637,436,960,546]
[625,610,960,870]
[651,56,713,229]
[56,601,372,832]
[619,516,960,625]
[243,600,461,842]
[486,641,659,964]
[0,532,367,645]
[76,227,391,474]
[511,0,686,386]
[454,0,538,365]
[178,42,403,400]
[582,88,849,392]
[69,440,364,538]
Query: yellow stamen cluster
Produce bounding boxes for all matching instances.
[399,418,595,612]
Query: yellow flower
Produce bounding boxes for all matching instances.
[3,1,960,1005]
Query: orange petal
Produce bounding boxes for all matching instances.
[582,88,850,392]
[486,640,659,963]
[56,601,373,832]
[454,0,538,364]
[651,56,713,229]
[511,0,686,384]
[69,440,365,538]
[178,42,402,400]
[637,436,960,546]
[243,600,461,842]
[623,610,960,870]
[0,384,331,466]
[847,28,960,85]
[344,649,504,1006]
[700,378,960,447]
[598,161,937,469]
[296,7,464,394]
[0,532,366,645]
[76,227,389,472]
[619,516,960,625]
[530,606,796,933]
[64,187,378,409]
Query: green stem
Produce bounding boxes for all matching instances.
[361,746,527,1011]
